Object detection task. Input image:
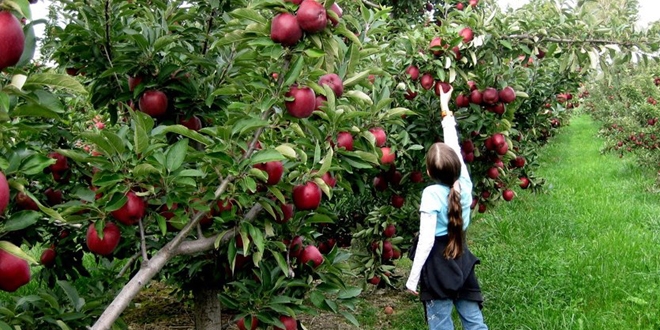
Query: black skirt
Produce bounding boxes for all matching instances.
[417,235,484,307]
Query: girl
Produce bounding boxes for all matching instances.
[405,86,487,330]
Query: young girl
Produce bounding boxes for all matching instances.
[405,86,488,330]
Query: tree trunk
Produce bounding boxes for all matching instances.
[193,288,223,330]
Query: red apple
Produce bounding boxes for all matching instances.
[318,73,344,97]
[369,276,381,285]
[502,189,514,201]
[391,195,405,208]
[179,115,202,131]
[429,37,445,56]
[469,90,483,104]
[459,27,474,43]
[486,167,499,179]
[380,147,395,165]
[383,224,396,238]
[86,222,121,256]
[467,80,478,91]
[435,81,451,96]
[456,3,465,10]
[40,247,56,268]
[511,156,526,168]
[128,75,143,92]
[296,0,327,33]
[48,152,69,172]
[288,236,304,258]
[111,191,146,226]
[369,127,387,147]
[336,132,354,151]
[373,175,388,191]
[314,95,327,111]
[491,133,506,147]
[327,3,343,27]
[499,86,516,103]
[274,203,294,224]
[478,203,487,213]
[420,73,434,90]
[300,245,324,268]
[482,87,499,105]
[271,13,303,46]
[320,172,337,188]
[488,103,505,115]
[0,248,31,292]
[236,315,258,330]
[0,11,25,71]
[253,161,284,185]
[496,143,509,155]
[275,315,297,330]
[410,171,424,183]
[519,177,530,189]
[139,90,168,117]
[452,46,462,60]
[292,181,322,210]
[456,94,470,108]
[44,188,63,206]
[405,65,420,81]
[285,85,316,118]
[0,172,10,214]
[15,192,39,211]
[404,89,417,100]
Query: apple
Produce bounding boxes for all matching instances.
[452,46,462,60]
[0,249,30,292]
[271,13,303,46]
[469,0,479,7]
[320,172,337,188]
[467,80,478,91]
[236,315,258,330]
[95,121,105,129]
[456,94,470,108]
[15,192,39,211]
[0,172,9,214]
[253,161,284,185]
[292,181,322,210]
[405,65,420,81]
[300,245,324,268]
[469,90,483,104]
[274,203,294,224]
[373,175,388,191]
[471,197,478,209]
[496,143,509,155]
[139,90,168,117]
[288,236,304,258]
[0,11,25,71]
[390,171,403,187]
[519,177,530,189]
[435,81,451,96]
[429,36,445,56]
[285,85,316,118]
[368,276,381,285]
[456,3,465,10]
[499,86,516,103]
[368,74,376,84]
[48,152,69,173]
[482,87,499,105]
[391,195,405,208]
[318,73,344,97]
[420,73,434,90]
[511,156,526,168]
[314,95,327,111]
[275,315,297,330]
[478,203,487,213]
[488,103,505,115]
[336,132,354,151]
[44,188,63,206]
[128,75,143,92]
[502,189,514,201]
[380,147,395,165]
[327,3,343,27]
[86,222,121,256]
[383,224,396,238]
[111,192,146,226]
[491,133,506,147]
[410,171,424,183]
[459,27,474,43]
[404,89,417,100]
[384,306,394,315]
[40,247,56,268]
[486,167,499,179]
[179,115,202,131]
[296,0,327,33]
[493,159,504,169]
[369,127,387,147]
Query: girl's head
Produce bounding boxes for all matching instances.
[425,142,465,259]
[426,142,461,185]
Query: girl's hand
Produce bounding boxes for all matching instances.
[406,289,419,296]
[439,85,454,117]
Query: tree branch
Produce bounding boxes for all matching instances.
[362,0,379,9]
[505,34,636,47]
[138,218,149,262]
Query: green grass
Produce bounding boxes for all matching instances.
[386,115,660,329]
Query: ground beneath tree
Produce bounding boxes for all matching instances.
[124,281,410,330]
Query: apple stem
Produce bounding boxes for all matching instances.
[138,218,149,262]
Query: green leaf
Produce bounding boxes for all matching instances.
[3,0,31,19]
[0,321,11,330]
[283,56,304,86]
[249,149,285,165]
[152,125,212,145]
[317,148,333,176]
[55,320,72,330]
[272,251,290,277]
[133,110,154,155]
[499,40,512,50]
[309,291,326,309]
[23,73,87,95]
[101,131,126,155]
[133,163,161,177]
[81,132,116,157]
[3,211,41,232]
[57,281,85,312]
[275,144,297,159]
[307,213,334,224]
[337,287,362,299]
[231,118,270,136]
[343,70,371,88]
[20,154,53,176]
[0,241,37,264]
[165,139,189,172]
[340,311,360,327]
[10,103,62,120]
[229,8,267,24]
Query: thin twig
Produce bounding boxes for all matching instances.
[362,0,379,9]
[202,9,217,56]
[138,218,149,262]
[116,252,140,278]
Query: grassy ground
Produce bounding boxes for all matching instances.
[385,114,660,329]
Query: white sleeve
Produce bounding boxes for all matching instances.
[405,212,437,292]
[442,115,470,183]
